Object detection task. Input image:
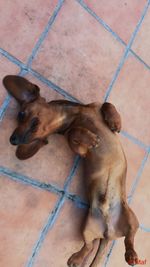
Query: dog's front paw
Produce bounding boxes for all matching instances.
[107,117,121,133]
[125,249,138,265]
[89,135,100,149]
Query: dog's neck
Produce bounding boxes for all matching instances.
[47,101,81,135]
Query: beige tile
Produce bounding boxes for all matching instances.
[131,155,150,228]
[0,174,58,267]
[132,8,150,66]
[0,55,19,107]
[108,53,150,145]
[0,0,57,62]
[32,0,124,103]
[34,200,112,267]
[84,0,147,43]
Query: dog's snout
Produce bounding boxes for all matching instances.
[10,134,20,145]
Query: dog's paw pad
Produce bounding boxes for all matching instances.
[125,249,138,265]
[90,135,100,149]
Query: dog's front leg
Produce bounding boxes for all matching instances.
[101,102,121,132]
[67,127,100,157]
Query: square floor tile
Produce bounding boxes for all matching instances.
[33,201,87,267]
[0,0,57,62]
[108,53,150,145]
[32,0,124,103]
[69,134,146,201]
[33,200,111,267]
[84,0,147,43]
[0,55,19,107]
[0,174,58,267]
[132,8,150,67]
[0,74,75,188]
[106,230,149,267]
[130,154,150,228]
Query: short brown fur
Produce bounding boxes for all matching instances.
[3,75,139,266]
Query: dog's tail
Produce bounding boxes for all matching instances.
[89,238,109,267]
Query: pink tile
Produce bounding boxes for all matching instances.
[120,135,146,195]
[0,55,19,107]
[108,53,150,145]
[84,0,147,43]
[132,8,150,66]
[0,174,58,267]
[34,200,111,267]
[69,134,145,201]
[69,159,87,203]
[0,74,75,188]
[131,155,150,228]
[34,201,86,267]
[106,230,149,267]
[0,0,57,62]
[32,0,124,103]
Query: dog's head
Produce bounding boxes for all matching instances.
[3,75,66,159]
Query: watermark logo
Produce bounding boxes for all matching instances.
[128,259,147,265]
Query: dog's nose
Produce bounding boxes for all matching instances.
[10,134,20,145]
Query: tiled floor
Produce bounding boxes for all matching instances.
[0,1,150,267]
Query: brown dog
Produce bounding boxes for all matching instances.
[3,75,139,267]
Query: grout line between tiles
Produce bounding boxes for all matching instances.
[0,94,11,121]
[0,1,149,266]
[103,222,150,267]
[29,68,81,102]
[26,0,65,67]
[103,240,116,267]
[0,47,25,68]
[128,150,150,203]
[0,165,63,195]
[120,130,149,151]
[26,155,80,267]
[76,0,126,46]
[130,49,150,70]
[0,50,80,120]
[0,0,64,117]
[0,48,149,152]
[140,224,150,233]
[26,194,65,267]
[0,164,88,209]
[63,155,80,190]
[102,149,150,267]
[76,0,150,71]
[101,2,150,259]
[103,0,150,102]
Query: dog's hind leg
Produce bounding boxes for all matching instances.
[89,238,109,267]
[67,241,94,267]
[67,213,105,267]
[124,208,139,266]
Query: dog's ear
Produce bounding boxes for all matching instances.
[16,139,48,160]
[3,75,40,104]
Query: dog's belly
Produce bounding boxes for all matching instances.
[84,142,127,240]
[102,201,125,240]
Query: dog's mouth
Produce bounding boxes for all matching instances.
[9,130,36,146]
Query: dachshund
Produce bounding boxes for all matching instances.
[3,75,139,267]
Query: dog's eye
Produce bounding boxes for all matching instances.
[30,117,39,132]
[18,111,26,122]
